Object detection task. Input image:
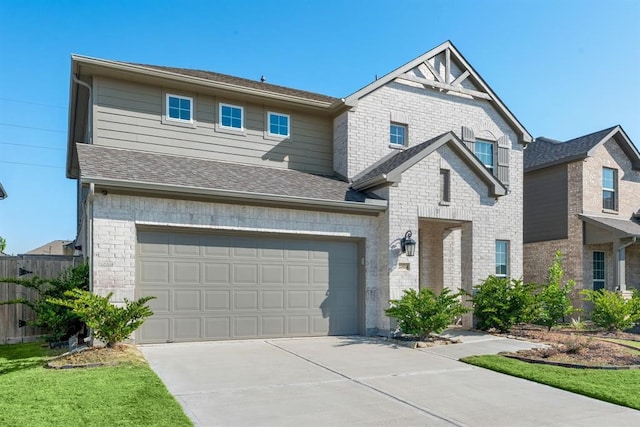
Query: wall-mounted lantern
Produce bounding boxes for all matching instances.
[400,230,416,257]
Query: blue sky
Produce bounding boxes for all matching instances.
[0,0,639,254]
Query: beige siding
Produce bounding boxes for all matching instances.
[94,77,333,175]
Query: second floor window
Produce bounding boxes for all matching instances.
[268,112,290,137]
[602,167,617,210]
[495,240,509,277]
[390,123,407,146]
[475,140,494,171]
[167,94,192,122]
[220,104,243,130]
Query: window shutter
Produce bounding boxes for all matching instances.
[461,126,475,151]
[496,135,510,185]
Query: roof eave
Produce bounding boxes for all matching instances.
[579,214,640,238]
[80,176,388,214]
[71,55,335,112]
[524,154,588,173]
[351,174,393,191]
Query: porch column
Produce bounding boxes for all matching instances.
[460,222,473,328]
[616,241,627,293]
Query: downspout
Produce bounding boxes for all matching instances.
[87,183,95,292]
[617,237,637,293]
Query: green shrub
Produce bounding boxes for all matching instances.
[534,251,575,331]
[50,289,155,347]
[472,276,536,333]
[385,288,468,339]
[0,263,89,342]
[581,289,640,331]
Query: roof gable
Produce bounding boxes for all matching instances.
[351,132,507,197]
[344,41,532,144]
[525,125,640,172]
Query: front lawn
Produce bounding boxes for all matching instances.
[0,342,192,427]
[462,354,640,410]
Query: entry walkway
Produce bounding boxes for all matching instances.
[140,333,639,426]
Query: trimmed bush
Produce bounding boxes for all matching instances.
[50,289,155,347]
[385,288,468,339]
[581,289,640,331]
[472,276,536,333]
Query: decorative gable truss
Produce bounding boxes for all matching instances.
[396,48,490,101]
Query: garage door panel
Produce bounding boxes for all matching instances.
[261,291,285,309]
[204,290,230,311]
[204,263,230,284]
[204,317,230,339]
[140,261,170,283]
[174,318,202,340]
[234,291,258,310]
[172,234,201,256]
[288,265,310,285]
[261,265,285,284]
[137,230,360,343]
[173,290,201,311]
[173,262,201,283]
[287,290,310,309]
[261,316,285,336]
[234,317,258,336]
[233,264,258,284]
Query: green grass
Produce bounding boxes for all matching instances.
[0,342,192,427]
[462,354,640,410]
[602,338,640,350]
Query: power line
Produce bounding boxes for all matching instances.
[0,141,64,151]
[0,160,63,169]
[0,97,66,109]
[0,122,65,133]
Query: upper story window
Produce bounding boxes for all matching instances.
[166,94,193,122]
[602,167,617,211]
[220,103,243,130]
[495,240,509,277]
[593,251,605,290]
[268,112,290,137]
[440,169,451,203]
[390,123,407,146]
[475,140,494,172]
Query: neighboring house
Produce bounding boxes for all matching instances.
[66,41,532,344]
[25,240,75,255]
[524,126,640,301]
[0,182,6,199]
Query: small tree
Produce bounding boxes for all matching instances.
[472,276,536,333]
[535,251,575,331]
[0,236,6,253]
[0,263,89,342]
[385,288,468,339]
[581,289,640,331]
[50,289,155,347]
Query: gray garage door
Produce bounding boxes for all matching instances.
[136,230,360,343]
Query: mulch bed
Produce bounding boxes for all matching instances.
[47,344,147,369]
[501,325,640,368]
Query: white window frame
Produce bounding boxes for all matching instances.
[593,251,605,290]
[267,111,290,138]
[602,167,617,211]
[475,139,494,172]
[219,103,244,131]
[165,93,193,124]
[390,123,407,147]
[495,240,509,277]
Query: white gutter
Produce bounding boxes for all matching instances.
[80,176,387,214]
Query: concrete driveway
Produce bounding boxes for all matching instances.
[140,333,639,426]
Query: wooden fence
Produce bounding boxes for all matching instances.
[0,255,83,344]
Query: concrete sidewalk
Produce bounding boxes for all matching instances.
[141,334,639,427]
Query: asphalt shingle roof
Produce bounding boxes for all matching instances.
[76,144,372,203]
[580,214,640,238]
[129,62,339,104]
[524,126,618,171]
[353,133,448,185]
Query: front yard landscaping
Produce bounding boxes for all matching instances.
[462,326,640,410]
[0,342,191,427]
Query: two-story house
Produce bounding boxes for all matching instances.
[524,126,640,301]
[66,41,532,344]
